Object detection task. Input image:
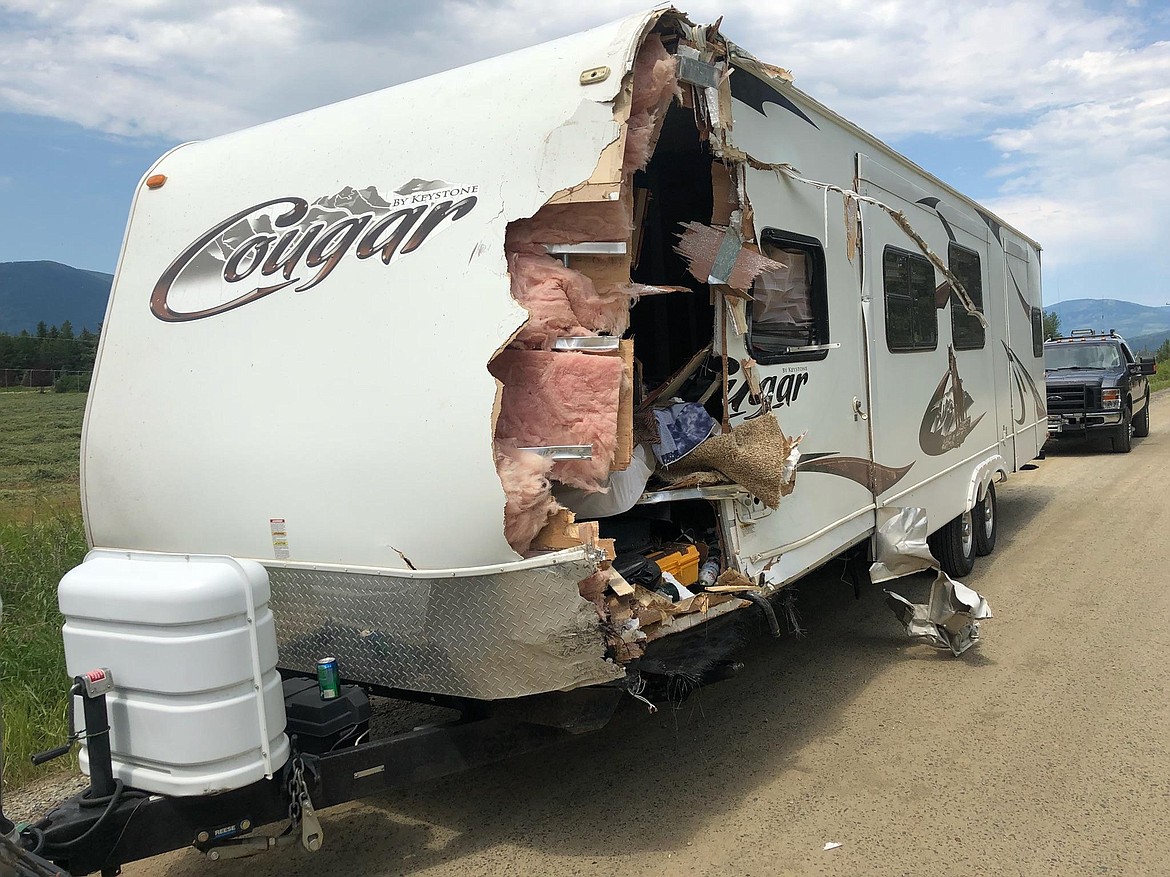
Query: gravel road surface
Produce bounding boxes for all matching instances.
[29,393,1170,876]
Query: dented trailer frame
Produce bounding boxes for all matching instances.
[3,7,1045,874]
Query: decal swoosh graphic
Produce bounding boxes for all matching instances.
[919,346,983,456]
[1011,371,1027,425]
[976,209,1002,244]
[916,197,957,243]
[1002,340,1046,420]
[1005,259,1032,320]
[730,66,819,128]
[798,455,914,495]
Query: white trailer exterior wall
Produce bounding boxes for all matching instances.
[78,8,1045,700]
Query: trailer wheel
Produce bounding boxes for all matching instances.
[974,483,997,557]
[1133,392,1150,438]
[1111,405,1133,453]
[928,508,976,578]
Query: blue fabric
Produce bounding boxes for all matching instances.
[652,401,718,466]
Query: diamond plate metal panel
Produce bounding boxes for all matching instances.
[267,558,623,700]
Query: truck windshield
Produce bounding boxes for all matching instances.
[1044,341,1121,370]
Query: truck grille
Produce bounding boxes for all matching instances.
[1046,384,1096,413]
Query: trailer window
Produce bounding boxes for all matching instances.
[948,244,984,350]
[1031,307,1044,357]
[883,247,937,352]
[749,230,829,364]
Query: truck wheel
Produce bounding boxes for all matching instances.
[1111,406,1133,453]
[1133,392,1150,438]
[974,483,997,556]
[928,508,976,578]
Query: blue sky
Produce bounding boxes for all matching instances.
[1,0,1168,307]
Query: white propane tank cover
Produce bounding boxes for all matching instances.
[59,550,289,797]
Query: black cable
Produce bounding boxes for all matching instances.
[98,793,147,873]
[42,780,124,852]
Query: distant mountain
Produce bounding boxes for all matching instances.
[1046,298,1170,341]
[0,261,112,335]
[1129,329,1170,355]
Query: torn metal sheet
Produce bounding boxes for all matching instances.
[885,571,992,656]
[268,556,623,699]
[869,506,937,584]
[677,55,720,89]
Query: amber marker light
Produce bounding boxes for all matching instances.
[146,174,167,189]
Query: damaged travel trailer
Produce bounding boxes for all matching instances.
[3,7,1046,874]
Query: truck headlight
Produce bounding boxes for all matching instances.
[1102,388,1121,409]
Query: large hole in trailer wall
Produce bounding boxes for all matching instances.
[630,103,714,388]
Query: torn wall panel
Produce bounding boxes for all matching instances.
[675,221,784,292]
[623,33,684,175]
[490,349,624,492]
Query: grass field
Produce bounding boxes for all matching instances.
[1148,366,1170,395]
[0,390,87,788]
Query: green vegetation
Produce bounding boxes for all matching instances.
[0,392,87,787]
[1043,309,1061,340]
[0,323,97,390]
[1147,344,1170,395]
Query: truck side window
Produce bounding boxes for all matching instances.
[749,229,829,363]
[1031,307,1043,357]
[948,243,984,350]
[884,247,937,352]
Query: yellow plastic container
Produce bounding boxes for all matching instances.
[648,544,700,587]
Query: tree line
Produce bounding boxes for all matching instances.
[0,321,99,389]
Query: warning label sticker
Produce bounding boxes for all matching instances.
[269,518,290,560]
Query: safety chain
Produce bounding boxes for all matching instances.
[286,755,324,852]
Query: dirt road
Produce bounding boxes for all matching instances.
[116,392,1170,876]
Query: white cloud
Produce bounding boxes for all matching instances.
[0,0,1166,294]
[982,41,1170,267]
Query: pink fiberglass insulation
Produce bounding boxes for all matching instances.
[508,251,592,348]
[508,248,633,343]
[489,349,623,492]
[494,444,560,555]
[623,34,682,176]
[565,274,631,338]
[505,202,632,249]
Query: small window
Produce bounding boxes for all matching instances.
[1031,307,1043,357]
[884,247,937,352]
[948,244,984,350]
[749,230,829,363]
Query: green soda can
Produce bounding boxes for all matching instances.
[316,657,340,700]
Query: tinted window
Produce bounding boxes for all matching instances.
[749,230,829,363]
[1044,341,1121,369]
[948,244,984,350]
[884,247,937,352]
[1031,307,1043,357]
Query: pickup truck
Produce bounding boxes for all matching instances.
[1044,329,1155,453]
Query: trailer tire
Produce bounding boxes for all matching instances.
[1133,392,1150,438]
[974,482,997,557]
[928,508,976,578]
[1111,405,1133,453]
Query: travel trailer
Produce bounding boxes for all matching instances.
[2,7,1045,874]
